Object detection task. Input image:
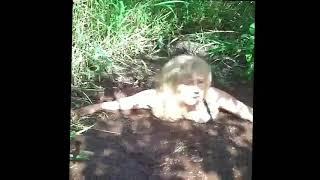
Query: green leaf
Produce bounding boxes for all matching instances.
[249,44,254,50]
[249,36,254,44]
[70,131,76,141]
[241,34,249,39]
[246,54,252,62]
[249,23,255,35]
[70,151,92,161]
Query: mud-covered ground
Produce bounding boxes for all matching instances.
[70,78,253,180]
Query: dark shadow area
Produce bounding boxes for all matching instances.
[70,111,252,180]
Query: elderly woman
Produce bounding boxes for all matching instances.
[74,55,253,123]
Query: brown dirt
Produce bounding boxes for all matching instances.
[70,81,253,180]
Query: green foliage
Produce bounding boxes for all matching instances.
[72,0,179,88]
[72,0,255,88]
[207,22,255,81]
[70,151,90,161]
[243,23,255,80]
[70,124,95,162]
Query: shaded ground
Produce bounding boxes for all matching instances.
[70,79,253,180]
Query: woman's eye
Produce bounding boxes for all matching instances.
[198,79,206,85]
[181,78,205,85]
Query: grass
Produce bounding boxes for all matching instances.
[72,0,182,89]
[71,0,255,133]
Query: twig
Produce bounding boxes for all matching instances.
[224,57,237,63]
[71,86,104,92]
[222,61,232,69]
[91,128,121,135]
[212,58,222,63]
[76,124,95,135]
[198,42,215,51]
[183,30,238,37]
[82,91,93,104]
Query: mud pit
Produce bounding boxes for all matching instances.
[70,82,253,180]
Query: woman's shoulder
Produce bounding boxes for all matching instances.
[135,89,158,103]
[206,87,220,99]
[205,87,230,105]
[207,87,231,98]
[138,89,157,96]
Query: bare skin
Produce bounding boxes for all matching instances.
[73,55,253,123]
[73,86,253,123]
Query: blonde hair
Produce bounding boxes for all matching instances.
[152,55,212,122]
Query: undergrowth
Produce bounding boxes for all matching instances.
[72,0,255,89]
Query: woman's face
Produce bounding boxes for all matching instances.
[176,74,208,106]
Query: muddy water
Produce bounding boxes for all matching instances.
[70,108,252,180]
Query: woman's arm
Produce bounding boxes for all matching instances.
[74,89,156,117]
[206,87,253,122]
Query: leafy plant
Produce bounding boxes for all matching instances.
[72,0,255,88]
[241,22,255,80]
